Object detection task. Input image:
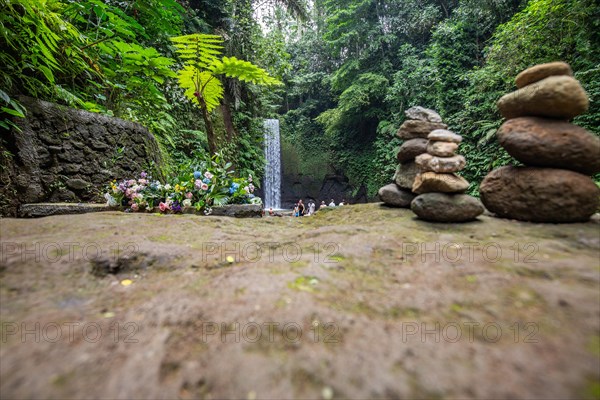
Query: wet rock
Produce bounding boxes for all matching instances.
[497,117,600,175]
[411,193,484,222]
[415,153,466,173]
[428,129,463,143]
[396,139,428,164]
[427,141,458,157]
[393,162,420,190]
[515,61,573,89]
[479,166,599,223]
[396,120,448,140]
[378,184,415,207]
[404,106,443,123]
[412,172,469,194]
[497,76,589,120]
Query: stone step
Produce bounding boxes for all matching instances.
[17,203,263,218]
[18,203,114,218]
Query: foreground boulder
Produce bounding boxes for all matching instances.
[515,61,573,88]
[497,75,589,120]
[378,184,416,207]
[480,61,598,223]
[480,166,599,223]
[497,117,600,175]
[412,172,469,194]
[411,193,484,223]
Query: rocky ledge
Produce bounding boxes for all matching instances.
[17,203,263,218]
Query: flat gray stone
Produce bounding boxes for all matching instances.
[397,138,428,164]
[18,203,114,218]
[378,184,415,207]
[404,106,443,123]
[183,204,263,218]
[428,129,463,143]
[411,193,484,222]
[394,162,420,189]
[415,153,466,173]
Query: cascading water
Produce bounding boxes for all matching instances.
[263,119,281,210]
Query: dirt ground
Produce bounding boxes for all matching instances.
[1,204,599,399]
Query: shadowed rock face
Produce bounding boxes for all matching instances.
[0,97,164,217]
[480,166,600,223]
[1,204,599,399]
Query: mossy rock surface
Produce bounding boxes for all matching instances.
[1,204,599,399]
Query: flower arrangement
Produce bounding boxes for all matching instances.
[104,153,261,214]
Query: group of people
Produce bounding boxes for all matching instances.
[292,198,346,217]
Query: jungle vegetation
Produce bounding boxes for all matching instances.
[1,0,598,195]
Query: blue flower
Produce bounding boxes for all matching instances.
[229,182,240,194]
[193,171,202,179]
[203,178,211,184]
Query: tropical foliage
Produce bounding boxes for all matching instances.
[170,33,282,154]
[279,0,600,197]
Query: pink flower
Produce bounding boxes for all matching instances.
[125,189,132,198]
[186,192,193,199]
[204,172,213,180]
[131,203,139,212]
[194,179,202,190]
[159,202,169,212]
[201,183,209,191]
[127,179,136,186]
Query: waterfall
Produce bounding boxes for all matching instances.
[263,119,281,210]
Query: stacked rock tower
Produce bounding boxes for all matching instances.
[480,61,600,223]
[410,130,484,222]
[378,106,447,207]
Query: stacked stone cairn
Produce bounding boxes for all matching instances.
[378,106,447,207]
[479,62,600,223]
[409,129,484,222]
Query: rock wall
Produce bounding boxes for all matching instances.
[0,97,164,217]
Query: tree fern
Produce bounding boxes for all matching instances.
[170,33,282,154]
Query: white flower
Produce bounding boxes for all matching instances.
[182,199,192,207]
[164,184,172,190]
[104,193,118,207]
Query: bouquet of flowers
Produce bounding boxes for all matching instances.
[104,153,262,214]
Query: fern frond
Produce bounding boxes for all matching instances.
[209,57,283,86]
[176,66,223,112]
[170,33,224,66]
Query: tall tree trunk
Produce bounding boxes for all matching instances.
[198,96,217,155]
[220,95,237,142]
